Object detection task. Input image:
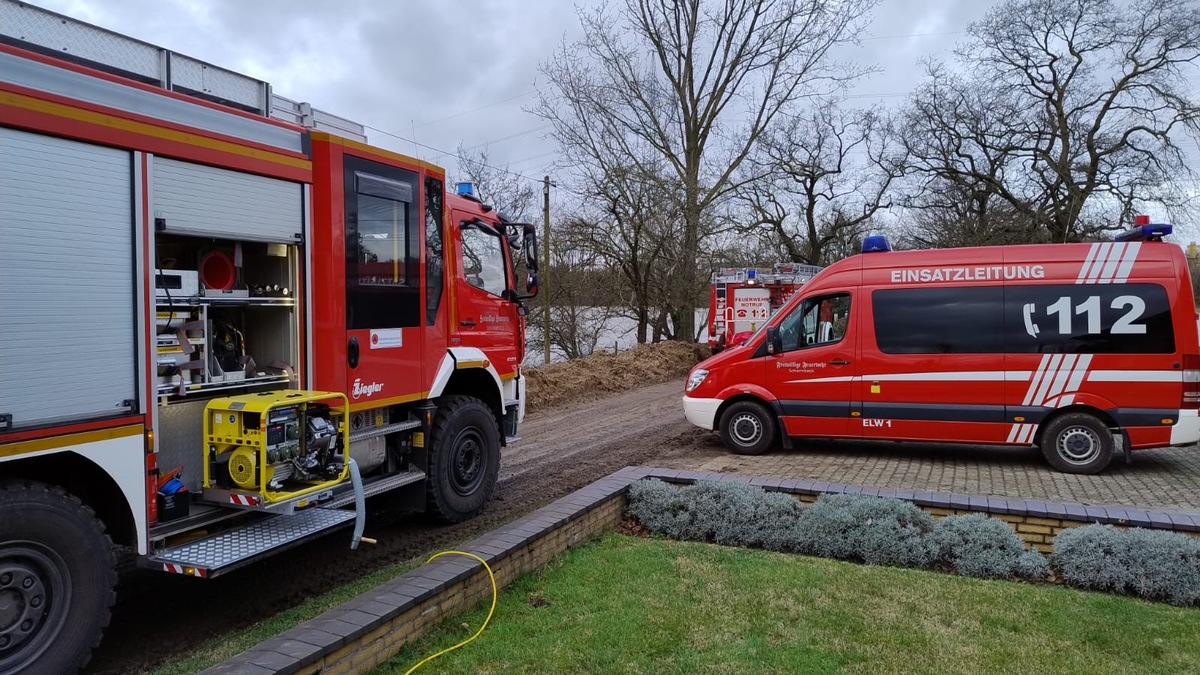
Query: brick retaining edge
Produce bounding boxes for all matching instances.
[204,466,1200,674]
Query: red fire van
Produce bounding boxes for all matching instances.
[682,218,1200,474]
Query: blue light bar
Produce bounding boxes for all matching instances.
[862,235,891,253]
[746,269,757,279]
[1115,223,1173,242]
[455,182,476,198]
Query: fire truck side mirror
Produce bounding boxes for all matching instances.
[518,224,540,298]
[523,224,539,273]
[765,326,781,355]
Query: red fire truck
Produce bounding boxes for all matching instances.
[707,263,822,351]
[0,3,537,672]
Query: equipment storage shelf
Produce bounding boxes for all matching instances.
[154,232,300,401]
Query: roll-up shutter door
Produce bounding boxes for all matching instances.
[152,157,303,242]
[0,127,136,429]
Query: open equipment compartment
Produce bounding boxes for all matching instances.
[154,233,300,398]
[151,162,307,496]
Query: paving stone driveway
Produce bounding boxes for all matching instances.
[655,427,1200,511]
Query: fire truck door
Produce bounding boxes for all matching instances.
[453,216,521,377]
[342,159,424,406]
[766,291,857,438]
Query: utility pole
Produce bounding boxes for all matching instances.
[543,175,551,365]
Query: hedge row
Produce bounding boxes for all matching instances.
[626,479,1199,606]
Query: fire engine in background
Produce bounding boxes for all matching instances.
[707,263,822,352]
[0,3,538,673]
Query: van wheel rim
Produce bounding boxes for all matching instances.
[730,413,763,446]
[1057,426,1101,465]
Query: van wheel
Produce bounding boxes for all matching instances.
[719,401,776,456]
[1039,413,1114,475]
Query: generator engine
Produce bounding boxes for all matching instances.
[203,391,350,504]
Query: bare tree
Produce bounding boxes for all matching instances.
[534,0,879,341]
[525,223,627,360]
[903,0,1200,242]
[737,102,906,264]
[562,164,684,344]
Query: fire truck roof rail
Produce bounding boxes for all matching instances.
[0,0,367,142]
[710,263,823,285]
[269,93,367,143]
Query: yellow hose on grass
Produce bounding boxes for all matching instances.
[403,551,497,675]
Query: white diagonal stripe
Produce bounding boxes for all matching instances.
[1022,354,1053,406]
[1042,354,1078,403]
[1029,354,1064,406]
[1076,243,1101,284]
[1113,242,1141,283]
[1006,424,1021,443]
[1085,243,1114,283]
[1097,242,1124,284]
[1064,354,1092,395]
[1020,424,1037,443]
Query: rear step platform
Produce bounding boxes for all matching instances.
[147,508,355,578]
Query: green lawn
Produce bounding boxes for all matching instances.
[378,533,1200,675]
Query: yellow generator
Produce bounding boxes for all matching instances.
[202,390,350,505]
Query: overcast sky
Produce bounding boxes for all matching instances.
[29,0,1200,234]
[32,1,1000,171]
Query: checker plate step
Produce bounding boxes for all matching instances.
[148,508,355,577]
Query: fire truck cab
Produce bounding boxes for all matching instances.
[685,223,1200,476]
[0,3,537,673]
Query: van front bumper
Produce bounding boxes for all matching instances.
[682,396,722,431]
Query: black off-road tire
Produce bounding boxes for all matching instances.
[1039,412,1114,475]
[425,396,501,523]
[718,400,777,456]
[0,481,116,675]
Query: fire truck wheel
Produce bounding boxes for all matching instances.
[1039,413,1114,474]
[0,481,115,675]
[718,401,776,456]
[426,396,501,523]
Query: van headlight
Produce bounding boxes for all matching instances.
[686,368,709,392]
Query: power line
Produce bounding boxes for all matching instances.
[459,124,553,152]
[363,123,547,185]
[860,30,965,41]
[413,89,535,129]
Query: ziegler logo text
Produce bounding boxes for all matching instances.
[352,378,384,399]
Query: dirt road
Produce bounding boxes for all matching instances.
[88,379,692,675]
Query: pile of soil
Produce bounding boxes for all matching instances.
[524,341,710,414]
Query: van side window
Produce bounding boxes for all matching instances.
[778,293,851,352]
[1006,284,1174,354]
[872,284,1174,354]
[873,287,1004,353]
